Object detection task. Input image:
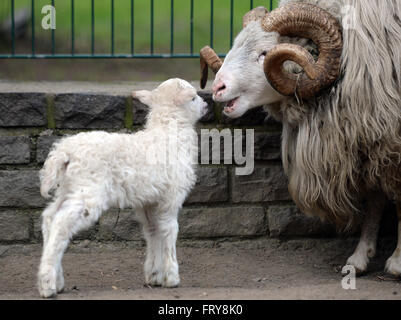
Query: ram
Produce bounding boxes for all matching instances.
[200,0,401,276]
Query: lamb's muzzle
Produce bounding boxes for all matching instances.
[200,46,223,89]
[262,2,343,99]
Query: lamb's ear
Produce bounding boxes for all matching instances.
[174,88,196,106]
[132,90,152,105]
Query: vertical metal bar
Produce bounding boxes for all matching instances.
[131,0,134,55]
[111,0,114,55]
[91,0,95,54]
[31,0,35,56]
[190,0,194,55]
[270,0,273,10]
[230,0,234,48]
[150,0,154,54]
[250,0,254,10]
[11,0,15,55]
[170,0,174,54]
[71,0,74,55]
[210,0,213,48]
[51,0,55,55]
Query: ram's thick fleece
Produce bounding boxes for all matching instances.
[274,0,401,229]
[37,78,207,298]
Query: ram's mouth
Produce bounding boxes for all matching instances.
[223,97,240,114]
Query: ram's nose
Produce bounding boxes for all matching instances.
[212,74,227,99]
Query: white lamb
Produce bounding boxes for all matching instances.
[37,78,208,298]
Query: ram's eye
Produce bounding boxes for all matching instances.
[258,51,267,64]
[192,97,196,101]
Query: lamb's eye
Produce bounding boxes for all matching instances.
[259,51,267,58]
[192,97,196,101]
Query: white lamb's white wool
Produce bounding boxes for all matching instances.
[37,78,208,298]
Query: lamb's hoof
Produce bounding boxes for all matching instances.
[38,267,58,298]
[385,256,401,278]
[38,277,58,298]
[145,270,163,287]
[162,272,180,288]
[39,288,57,298]
[346,255,368,276]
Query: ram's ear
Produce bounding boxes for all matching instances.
[243,6,269,28]
[132,90,152,105]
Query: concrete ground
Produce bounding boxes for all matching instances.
[0,238,400,300]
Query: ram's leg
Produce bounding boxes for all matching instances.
[385,203,401,277]
[138,206,180,287]
[346,193,386,274]
[38,198,102,298]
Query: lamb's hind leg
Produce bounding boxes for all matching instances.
[346,193,386,274]
[138,206,180,288]
[41,198,64,293]
[385,202,401,277]
[38,198,102,298]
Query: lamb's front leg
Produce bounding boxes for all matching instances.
[346,193,386,274]
[140,208,180,287]
[385,202,401,277]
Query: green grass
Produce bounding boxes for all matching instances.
[2,0,279,56]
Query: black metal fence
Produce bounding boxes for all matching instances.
[0,0,277,59]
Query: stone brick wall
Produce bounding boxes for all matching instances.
[0,83,336,244]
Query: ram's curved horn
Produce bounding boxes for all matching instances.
[200,46,223,89]
[262,2,343,99]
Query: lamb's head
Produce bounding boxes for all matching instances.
[200,3,343,118]
[133,78,208,123]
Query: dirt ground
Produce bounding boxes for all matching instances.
[0,238,400,300]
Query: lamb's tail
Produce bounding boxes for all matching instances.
[40,150,70,199]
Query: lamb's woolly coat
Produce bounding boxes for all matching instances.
[40,85,200,217]
[37,79,206,298]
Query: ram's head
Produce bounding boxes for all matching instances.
[200,3,343,118]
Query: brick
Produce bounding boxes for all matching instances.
[54,94,126,129]
[0,136,30,164]
[232,166,291,203]
[267,205,335,237]
[36,135,60,163]
[254,132,281,161]
[186,167,228,203]
[0,170,45,208]
[0,210,30,241]
[0,93,47,127]
[179,207,267,238]
[98,210,142,241]
[132,97,149,126]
